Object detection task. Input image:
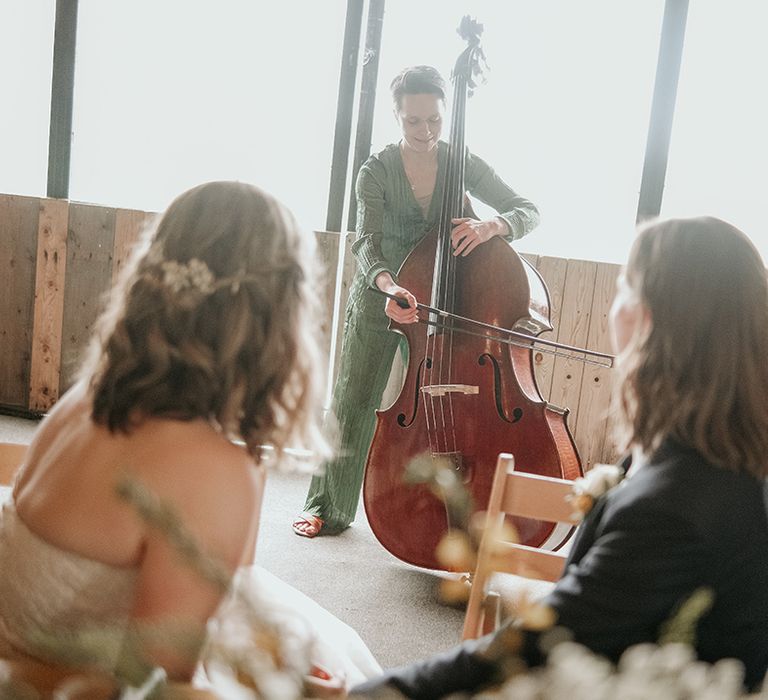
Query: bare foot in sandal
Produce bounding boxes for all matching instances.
[292,512,324,538]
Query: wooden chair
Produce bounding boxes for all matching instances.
[462,452,581,640]
[0,441,27,486]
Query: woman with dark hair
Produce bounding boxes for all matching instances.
[294,65,540,537]
[353,216,768,696]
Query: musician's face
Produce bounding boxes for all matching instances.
[609,271,650,355]
[396,93,444,153]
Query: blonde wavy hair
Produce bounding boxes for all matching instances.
[614,216,768,477]
[80,181,327,461]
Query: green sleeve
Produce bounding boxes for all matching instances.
[350,159,396,288]
[465,149,540,242]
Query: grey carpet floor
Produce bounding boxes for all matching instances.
[0,415,463,670]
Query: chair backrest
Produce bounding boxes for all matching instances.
[0,442,27,486]
[462,452,580,640]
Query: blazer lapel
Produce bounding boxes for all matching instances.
[564,453,633,569]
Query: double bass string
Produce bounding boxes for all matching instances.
[430,62,468,462]
[425,170,449,458]
[423,62,453,462]
[442,70,468,460]
[421,294,438,458]
[422,194,442,458]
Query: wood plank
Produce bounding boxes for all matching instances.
[0,195,39,409]
[113,208,155,282]
[531,256,568,402]
[28,199,69,412]
[59,203,116,393]
[574,262,621,469]
[547,259,597,432]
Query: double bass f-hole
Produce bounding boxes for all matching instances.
[477,353,524,425]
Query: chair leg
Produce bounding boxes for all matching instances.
[480,591,501,636]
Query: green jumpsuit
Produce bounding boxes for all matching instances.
[303,141,540,533]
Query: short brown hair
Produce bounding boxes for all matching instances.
[81,181,326,461]
[614,216,768,477]
[390,65,446,110]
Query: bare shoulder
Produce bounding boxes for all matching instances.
[127,420,263,567]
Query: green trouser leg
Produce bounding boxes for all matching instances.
[303,311,403,533]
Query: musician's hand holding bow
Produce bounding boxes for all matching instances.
[451,216,508,257]
[375,272,419,324]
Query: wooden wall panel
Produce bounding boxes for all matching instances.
[574,262,621,469]
[0,195,622,465]
[28,199,69,412]
[0,195,39,409]
[113,208,155,282]
[531,256,569,400]
[59,203,116,393]
[548,260,598,427]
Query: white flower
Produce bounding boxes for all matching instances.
[495,640,752,700]
[160,258,215,295]
[573,464,624,500]
[567,463,625,520]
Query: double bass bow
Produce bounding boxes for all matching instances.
[362,17,607,570]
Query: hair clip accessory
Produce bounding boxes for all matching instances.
[160,258,215,295]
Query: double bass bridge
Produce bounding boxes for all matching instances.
[421,384,479,397]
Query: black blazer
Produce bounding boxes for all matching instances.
[547,440,768,688]
[352,441,768,697]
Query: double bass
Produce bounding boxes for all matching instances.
[363,18,611,571]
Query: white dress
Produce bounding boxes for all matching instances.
[0,487,381,693]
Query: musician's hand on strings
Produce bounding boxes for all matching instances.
[451,217,508,257]
[376,272,419,324]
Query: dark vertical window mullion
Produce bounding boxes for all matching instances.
[325,0,365,233]
[346,0,386,233]
[636,0,689,223]
[47,0,79,200]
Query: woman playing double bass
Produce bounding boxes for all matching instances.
[293,64,540,538]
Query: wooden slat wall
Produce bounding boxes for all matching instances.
[28,199,68,411]
[547,260,598,421]
[0,196,39,409]
[59,203,117,391]
[573,263,621,468]
[113,209,155,282]
[526,254,621,469]
[531,256,568,398]
[0,194,621,465]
